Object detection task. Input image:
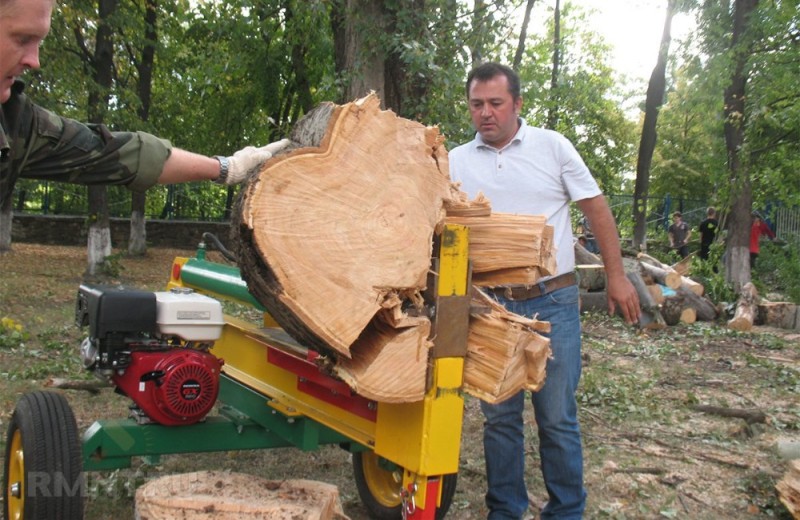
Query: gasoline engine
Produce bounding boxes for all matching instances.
[75,284,225,426]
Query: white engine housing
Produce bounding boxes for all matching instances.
[155,289,224,341]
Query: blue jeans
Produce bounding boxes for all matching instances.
[481,284,586,519]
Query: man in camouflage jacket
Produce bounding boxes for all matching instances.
[0,0,288,208]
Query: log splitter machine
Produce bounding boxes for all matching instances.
[3,224,472,520]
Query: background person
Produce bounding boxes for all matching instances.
[698,207,719,260]
[668,211,691,258]
[449,62,640,520]
[750,212,775,270]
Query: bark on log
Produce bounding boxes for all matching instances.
[646,283,666,305]
[676,285,718,322]
[575,241,602,265]
[757,301,798,329]
[728,282,758,331]
[577,264,606,291]
[680,276,704,296]
[639,262,681,290]
[134,471,347,520]
[627,271,666,329]
[671,254,694,276]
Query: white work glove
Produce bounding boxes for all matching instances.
[217,138,291,185]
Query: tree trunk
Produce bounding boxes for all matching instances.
[512,0,537,71]
[334,0,386,104]
[0,194,11,253]
[723,0,760,291]
[84,0,118,276]
[128,0,158,256]
[545,0,560,130]
[128,198,147,256]
[632,0,676,251]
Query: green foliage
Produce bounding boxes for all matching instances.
[0,317,28,349]
[752,240,800,304]
[690,243,736,304]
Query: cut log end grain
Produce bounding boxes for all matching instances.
[233,94,451,357]
[776,459,800,519]
[134,471,348,520]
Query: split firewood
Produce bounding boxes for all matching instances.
[446,213,556,284]
[777,459,800,520]
[463,289,551,404]
[728,282,759,331]
[134,471,347,520]
[757,301,798,329]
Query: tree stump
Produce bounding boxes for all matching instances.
[134,471,347,520]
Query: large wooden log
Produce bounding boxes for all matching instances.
[576,264,606,291]
[233,94,451,358]
[728,282,759,331]
[627,271,666,330]
[777,459,800,519]
[639,262,681,290]
[757,301,798,329]
[134,471,346,520]
[676,285,718,322]
[231,95,555,403]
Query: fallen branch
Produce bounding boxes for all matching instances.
[690,404,767,425]
[45,377,110,395]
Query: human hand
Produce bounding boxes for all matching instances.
[607,274,641,325]
[225,138,291,185]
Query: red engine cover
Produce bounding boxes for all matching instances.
[112,349,223,426]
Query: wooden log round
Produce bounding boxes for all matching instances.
[232,94,452,358]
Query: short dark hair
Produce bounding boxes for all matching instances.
[673,211,682,217]
[466,62,521,100]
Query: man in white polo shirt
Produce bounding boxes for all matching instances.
[449,62,640,520]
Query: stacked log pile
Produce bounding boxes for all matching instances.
[579,246,800,331]
[577,244,719,328]
[232,94,552,404]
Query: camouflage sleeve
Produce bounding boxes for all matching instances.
[11,92,172,192]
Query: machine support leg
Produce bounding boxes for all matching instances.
[405,477,440,520]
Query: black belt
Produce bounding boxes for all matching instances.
[487,272,577,301]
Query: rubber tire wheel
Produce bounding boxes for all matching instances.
[3,391,84,520]
[352,451,457,519]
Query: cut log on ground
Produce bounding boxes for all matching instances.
[777,459,800,519]
[575,241,602,265]
[577,264,606,291]
[758,301,798,329]
[728,282,759,331]
[134,471,348,520]
[662,295,697,326]
[639,261,681,290]
[627,271,666,330]
[676,285,718,322]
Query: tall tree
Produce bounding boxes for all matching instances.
[129,0,159,256]
[632,0,677,251]
[83,0,119,276]
[723,0,759,291]
[545,0,560,130]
